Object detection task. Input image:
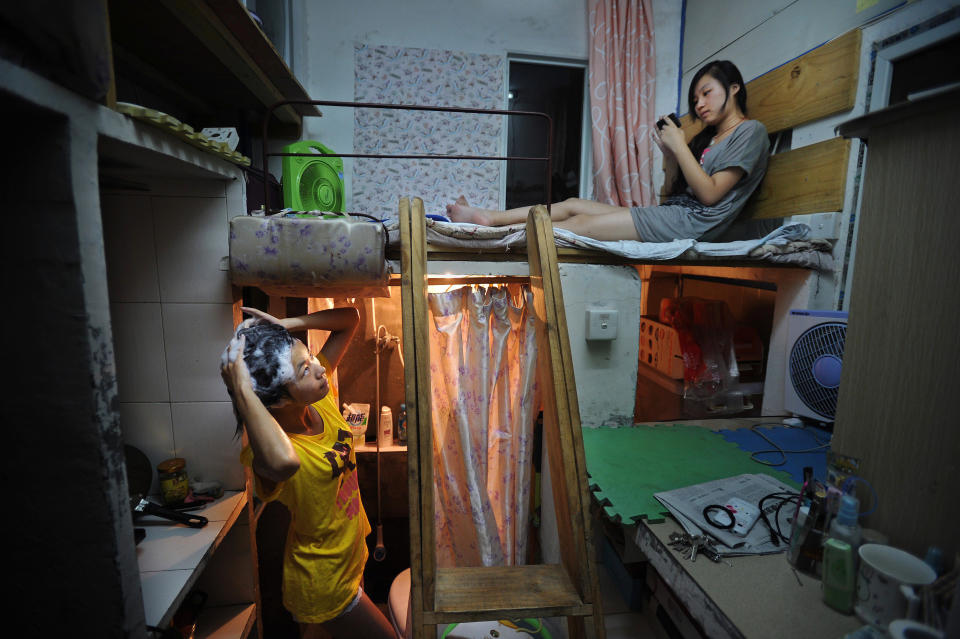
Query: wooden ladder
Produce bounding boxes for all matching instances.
[398,197,605,639]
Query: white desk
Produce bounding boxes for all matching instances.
[136,491,253,635]
[630,502,863,638]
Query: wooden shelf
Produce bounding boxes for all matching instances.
[355,442,408,453]
[98,105,245,182]
[427,564,590,624]
[108,0,319,138]
[137,491,249,629]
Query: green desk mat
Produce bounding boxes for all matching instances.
[582,424,798,524]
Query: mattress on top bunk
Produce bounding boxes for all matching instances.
[385,219,834,270]
[230,214,391,297]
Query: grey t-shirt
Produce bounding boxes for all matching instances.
[631,119,770,242]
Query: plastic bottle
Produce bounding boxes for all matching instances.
[397,403,407,444]
[822,538,855,613]
[829,495,862,548]
[822,494,861,613]
[378,406,393,447]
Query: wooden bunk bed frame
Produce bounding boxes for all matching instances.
[251,28,862,639]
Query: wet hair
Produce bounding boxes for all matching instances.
[669,60,748,196]
[238,323,297,408]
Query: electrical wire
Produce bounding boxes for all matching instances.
[744,421,831,467]
[758,491,801,545]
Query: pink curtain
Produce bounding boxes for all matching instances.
[589,0,657,207]
[427,286,540,567]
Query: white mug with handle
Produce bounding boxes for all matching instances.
[855,544,937,628]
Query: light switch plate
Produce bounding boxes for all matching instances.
[585,308,618,340]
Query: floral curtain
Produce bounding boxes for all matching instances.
[427,285,540,567]
[589,0,657,207]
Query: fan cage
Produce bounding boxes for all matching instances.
[788,322,846,420]
[296,161,343,212]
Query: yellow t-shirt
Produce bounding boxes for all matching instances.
[240,386,371,623]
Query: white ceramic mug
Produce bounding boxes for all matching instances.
[855,544,937,628]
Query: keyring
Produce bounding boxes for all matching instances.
[703,504,735,530]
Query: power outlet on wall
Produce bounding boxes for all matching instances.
[585,307,618,341]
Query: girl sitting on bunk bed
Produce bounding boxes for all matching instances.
[220,306,395,639]
[447,60,769,243]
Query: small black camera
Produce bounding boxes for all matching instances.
[657,113,681,130]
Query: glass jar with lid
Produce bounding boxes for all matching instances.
[157,457,189,505]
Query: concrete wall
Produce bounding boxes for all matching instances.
[3,58,143,638]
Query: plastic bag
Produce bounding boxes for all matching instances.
[659,297,742,413]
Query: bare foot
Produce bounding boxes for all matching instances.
[444,195,468,217]
[446,196,492,225]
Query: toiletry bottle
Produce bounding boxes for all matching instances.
[828,495,861,549]
[822,538,855,613]
[378,406,394,447]
[397,403,407,444]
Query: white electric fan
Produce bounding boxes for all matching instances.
[783,309,848,422]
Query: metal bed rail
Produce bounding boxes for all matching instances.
[260,99,554,215]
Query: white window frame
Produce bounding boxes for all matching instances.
[869,19,960,112]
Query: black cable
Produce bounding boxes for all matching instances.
[703,504,735,530]
[744,421,831,467]
[759,491,800,544]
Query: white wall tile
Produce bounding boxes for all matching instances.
[119,402,175,496]
[101,194,160,303]
[162,303,235,402]
[153,196,232,304]
[171,402,245,492]
[111,303,169,402]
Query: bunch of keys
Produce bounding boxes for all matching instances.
[668,532,730,565]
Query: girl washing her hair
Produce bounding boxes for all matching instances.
[447,60,769,243]
[220,306,395,639]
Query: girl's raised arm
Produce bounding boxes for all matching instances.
[221,334,300,488]
[240,306,361,371]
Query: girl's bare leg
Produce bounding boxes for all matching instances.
[447,196,629,227]
[301,591,396,639]
[555,209,643,241]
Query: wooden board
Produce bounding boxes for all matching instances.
[429,565,589,623]
[746,30,860,136]
[526,210,589,587]
[526,207,604,639]
[740,137,850,220]
[399,197,435,638]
